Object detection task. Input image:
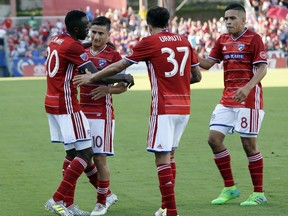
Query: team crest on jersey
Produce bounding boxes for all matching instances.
[99,59,107,67]
[260,51,267,59]
[80,53,88,61]
[238,43,245,51]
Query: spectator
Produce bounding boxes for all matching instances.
[85,6,94,22]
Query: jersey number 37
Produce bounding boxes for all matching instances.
[161,46,189,78]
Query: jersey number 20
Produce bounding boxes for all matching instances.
[46,47,59,78]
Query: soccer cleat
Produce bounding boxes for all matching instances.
[90,203,108,216]
[155,207,166,216]
[211,186,240,205]
[67,204,90,216]
[240,192,267,206]
[45,198,73,216]
[154,208,179,216]
[106,193,118,209]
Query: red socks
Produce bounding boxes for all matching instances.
[97,180,110,205]
[214,149,235,187]
[53,157,87,202]
[248,152,263,192]
[157,164,177,216]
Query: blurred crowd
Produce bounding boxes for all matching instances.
[0,0,287,59]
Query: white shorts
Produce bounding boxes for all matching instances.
[209,104,265,137]
[47,111,92,151]
[89,119,115,155]
[146,114,190,153]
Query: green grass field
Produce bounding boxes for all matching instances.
[0,77,287,216]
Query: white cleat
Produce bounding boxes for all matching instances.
[67,204,90,216]
[44,198,73,216]
[154,208,179,216]
[90,203,108,216]
[106,193,118,209]
[155,208,166,216]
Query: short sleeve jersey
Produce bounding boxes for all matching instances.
[209,28,267,109]
[44,33,90,114]
[125,31,199,115]
[80,45,122,119]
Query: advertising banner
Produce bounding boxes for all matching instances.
[12,57,46,77]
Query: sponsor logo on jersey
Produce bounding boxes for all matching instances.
[224,54,245,60]
[223,46,227,51]
[259,51,267,59]
[99,59,107,67]
[238,43,245,51]
[80,53,89,61]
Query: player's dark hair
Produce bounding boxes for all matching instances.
[91,16,111,31]
[65,10,87,33]
[146,6,170,28]
[225,3,246,13]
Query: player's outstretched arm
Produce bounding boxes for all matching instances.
[73,59,132,86]
[197,56,216,70]
[97,74,134,88]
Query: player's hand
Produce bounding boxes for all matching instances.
[124,74,134,88]
[233,86,249,103]
[90,86,109,100]
[73,69,92,86]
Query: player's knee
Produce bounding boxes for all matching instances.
[208,136,215,146]
[93,154,106,165]
[77,147,93,162]
[66,148,77,159]
[207,135,222,148]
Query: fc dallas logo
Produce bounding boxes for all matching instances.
[238,43,245,51]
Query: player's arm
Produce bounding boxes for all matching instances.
[190,66,202,84]
[233,63,267,103]
[197,56,216,70]
[74,59,132,86]
[78,61,133,86]
[245,63,267,90]
[98,73,134,87]
[90,82,127,100]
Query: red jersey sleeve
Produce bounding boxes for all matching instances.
[250,34,268,65]
[125,37,153,63]
[191,48,200,67]
[208,36,223,63]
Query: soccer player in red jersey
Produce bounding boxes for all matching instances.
[44,10,133,216]
[197,3,268,206]
[80,16,128,216]
[74,6,202,216]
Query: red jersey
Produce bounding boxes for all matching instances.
[45,33,91,114]
[80,45,122,119]
[125,31,199,115]
[209,28,267,109]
